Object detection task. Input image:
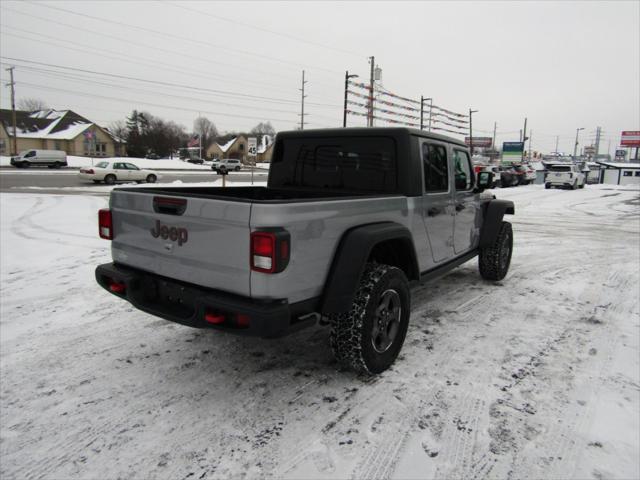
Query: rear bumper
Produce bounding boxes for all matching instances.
[95,262,317,338]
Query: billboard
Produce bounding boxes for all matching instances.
[621,131,640,147]
[501,142,524,165]
[464,137,493,148]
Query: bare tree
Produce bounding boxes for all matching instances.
[107,120,128,141]
[17,97,48,112]
[193,116,219,153]
[250,121,276,137]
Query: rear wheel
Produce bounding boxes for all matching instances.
[21,161,29,168]
[235,166,241,171]
[329,263,410,375]
[104,174,116,185]
[53,162,62,169]
[146,174,157,183]
[479,221,513,281]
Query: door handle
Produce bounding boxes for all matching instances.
[427,207,440,217]
[455,203,465,212]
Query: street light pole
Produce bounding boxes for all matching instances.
[343,71,358,128]
[469,109,478,156]
[573,127,584,157]
[367,56,374,127]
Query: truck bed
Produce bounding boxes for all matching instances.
[117,186,392,202]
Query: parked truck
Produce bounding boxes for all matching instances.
[95,128,514,374]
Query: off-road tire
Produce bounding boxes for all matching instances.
[146,174,157,183]
[479,221,513,281]
[329,263,410,375]
[104,174,116,185]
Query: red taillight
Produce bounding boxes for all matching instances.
[81,168,94,174]
[204,311,226,324]
[251,230,290,274]
[109,281,126,294]
[98,209,113,240]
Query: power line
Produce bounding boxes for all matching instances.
[0,26,301,95]
[3,79,299,124]
[1,5,303,84]
[167,1,364,59]
[0,57,341,107]
[21,1,342,75]
[5,66,306,116]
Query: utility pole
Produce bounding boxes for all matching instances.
[367,56,375,127]
[555,135,559,155]
[521,117,528,162]
[343,71,358,128]
[469,109,478,156]
[5,66,17,155]
[299,70,307,130]
[492,121,497,149]
[529,130,533,160]
[574,127,584,157]
[427,98,433,132]
[594,126,601,157]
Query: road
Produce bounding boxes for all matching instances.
[1,185,638,479]
[0,168,269,194]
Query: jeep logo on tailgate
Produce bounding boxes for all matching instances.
[151,220,188,246]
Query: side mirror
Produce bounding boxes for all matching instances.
[475,171,493,191]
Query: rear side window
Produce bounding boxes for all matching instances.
[95,162,108,168]
[422,143,449,192]
[270,136,397,193]
[453,149,473,190]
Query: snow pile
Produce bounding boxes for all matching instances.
[0,185,638,479]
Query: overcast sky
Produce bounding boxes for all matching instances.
[1,0,638,154]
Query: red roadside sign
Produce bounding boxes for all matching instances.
[620,131,640,147]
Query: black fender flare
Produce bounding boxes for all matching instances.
[320,222,419,315]
[479,199,515,247]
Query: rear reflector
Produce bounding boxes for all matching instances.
[98,209,113,240]
[204,311,226,324]
[236,314,250,328]
[109,281,126,294]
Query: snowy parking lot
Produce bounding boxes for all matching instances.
[1,184,639,479]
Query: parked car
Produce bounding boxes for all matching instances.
[211,158,242,173]
[95,127,514,375]
[511,165,530,185]
[145,153,160,160]
[79,160,158,185]
[478,165,502,188]
[187,157,204,165]
[498,166,519,187]
[544,163,586,189]
[523,165,537,184]
[10,149,67,168]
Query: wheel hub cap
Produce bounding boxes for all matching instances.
[371,289,402,353]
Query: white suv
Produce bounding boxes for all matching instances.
[211,158,242,173]
[545,163,586,190]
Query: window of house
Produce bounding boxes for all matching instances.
[623,171,632,176]
[635,171,640,177]
[453,149,473,190]
[54,141,61,150]
[422,143,449,192]
[239,143,244,151]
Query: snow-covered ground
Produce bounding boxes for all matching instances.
[0,155,211,171]
[1,156,271,172]
[0,185,638,479]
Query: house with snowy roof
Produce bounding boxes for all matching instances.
[206,135,248,161]
[0,109,125,157]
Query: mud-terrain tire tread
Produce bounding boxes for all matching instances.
[329,263,410,375]
[479,221,513,281]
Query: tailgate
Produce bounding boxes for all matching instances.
[109,190,252,296]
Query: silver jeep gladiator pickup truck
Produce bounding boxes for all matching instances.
[96,128,514,374]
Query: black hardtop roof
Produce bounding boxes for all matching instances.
[275,127,468,148]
